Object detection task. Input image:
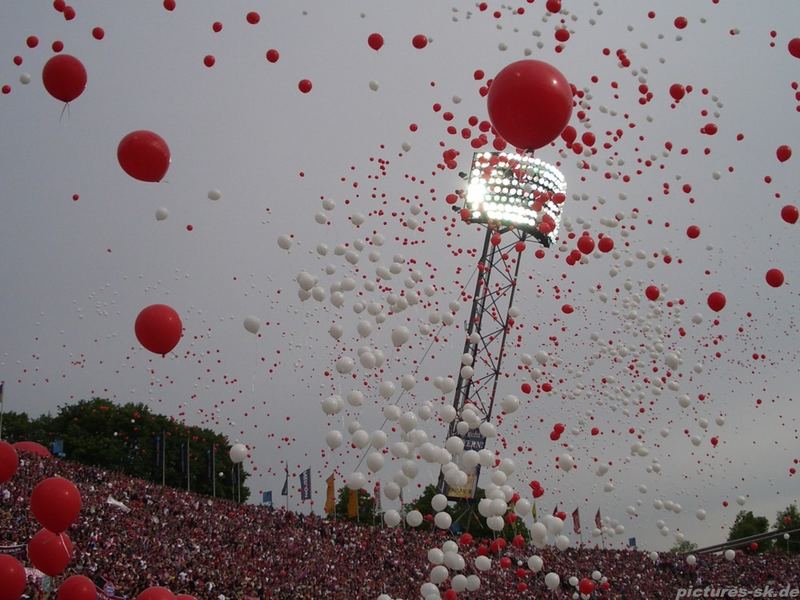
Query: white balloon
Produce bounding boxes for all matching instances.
[277,234,292,250]
[500,394,520,413]
[430,565,448,585]
[243,316,261,334]
[466,574,480,592]
[686,554,697,566]
[229,443,247,463]
[428,548,444,565]
[451,574,467,593]
[545,572,561,590]
[555,534,570,551]
[345,471,366,490]
[474,555,492,571]
[391,326,410,347]
[366,452,384,472]
[346,390,364,407]
[384,509,401,527]
[351,429,369,449]
[434,511,452,530]
[320,395,343,416]
[724,549,735,561]
[325,430,343,449]
[155,207,169,221]
[528,555,544,572]
[431,494,449,512]
[207,188,222,201]
[328,324,343,340]
[406,510,423,527]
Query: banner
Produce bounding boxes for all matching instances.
[628,537,637,548]
[595,509,602,529]
[324,474,335,515]
[153,434,163,468]
[572,507,581,534]
[444,430,486,500]
[281,466,288,496]
[299,468,311,501]
[262,491,273,507]
[552,504,559,517]
[206,447,213,480]
[179,440,188,475]
[531,502,537,522]
[373,481,381,512]
[347,489,358,518]
[106,496,131,513]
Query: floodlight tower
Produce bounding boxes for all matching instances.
[439,151,566,500]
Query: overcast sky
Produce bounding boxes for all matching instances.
[1,1,799,553]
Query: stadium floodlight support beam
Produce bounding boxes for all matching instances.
[438,151,566,500]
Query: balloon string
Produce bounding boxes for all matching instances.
[59,532,70,557]
[351,261,481,473]
[59,102,70,123]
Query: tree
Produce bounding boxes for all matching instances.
[671,540,698,553]
[1,399,250,502]
[728,510,771,551]
[333,486,376,524]
[773,505,800,554]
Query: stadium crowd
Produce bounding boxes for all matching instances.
[1,455,798,599]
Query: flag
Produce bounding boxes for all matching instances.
[374,481,381,512]
[531,502,537,521]
[347,489,358,518]
[399,486,404,508]
[106,496,131,513]
[299,467,311,501]
[595,509,602,529]
[324,474,335,515]
[205,447,213,480]
[572,508,581,534]
[281,464,288,496]
[262,491,273,507]
[51,439,64,457]
[628,537,637,548]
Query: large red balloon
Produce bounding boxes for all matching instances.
[13,440,52,457]
[42,54,87,102]
[30,476,82,533]
[0,554,26,600]
[487,60,573,150]
[136,587,176,600]
[781,204,798,224]
[117,131,171,182]
[58,575,97,600]
[0,441,19,483]
[765,269,784,288]
[27,529,73,577]
[135,304,183,356]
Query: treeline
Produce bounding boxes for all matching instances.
[1,398,250,502]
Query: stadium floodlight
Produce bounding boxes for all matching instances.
[461,151,566,246]
[439,151,567,501]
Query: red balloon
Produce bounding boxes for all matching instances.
[487,60,573,150]
[781,204,798,224]
[645,285,660,301]
[788,38,800,59]
[367,33,384,51]
[31,477,81,532]
[597,237,614,252]
[411,34,428,49]
[42,54,87,103]
[298,79,312,93]
[27,529,73,577]
[669,83,685,101]
[686,225,701,239]
[577,235,594,254]
[136,587,176,600]
[13,440,52,457]
[707,291,726,312]
[265,49,279,63]
[245,11,260,24]
[765,269,784,288]
[135,304,182,356]
[0,441,19,483]
[579,578,596,595]
[117,131,171,182]
[58,575,97,600]
[0,554,26,600]
[776,145,792,163]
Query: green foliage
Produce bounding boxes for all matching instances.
[333,486,376,524]
[728,510,771,551]
[671,540,698,553]
[405,484,531,541]
[773,505,800,553]
[2,398,249,502]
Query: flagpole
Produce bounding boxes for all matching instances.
[212,445,216,498]
[161,430,166,487]
[0,382,5,439]
[187,434,191,493]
